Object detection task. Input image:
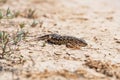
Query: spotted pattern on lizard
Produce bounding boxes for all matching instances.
[37,34,88,49]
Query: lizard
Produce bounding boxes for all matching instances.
[37,34,88,49]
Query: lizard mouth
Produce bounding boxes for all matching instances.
[80,42,88,47]
[79,39,88,47]
[81,40,88,47]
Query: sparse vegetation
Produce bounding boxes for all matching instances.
[0,0,120,80]
[0,8,37,19]
[0,26,27,59]
[0,8,15,19]
[13,28,27,45]
[0,10,3,19]
[27,9,36,18]
[0,31,9,58]
[31,20,39,27]
[6,8,14,19]
[14,11,20,17]
[0,0,7,4]
[19,22,25,29]
[41,42,46,47]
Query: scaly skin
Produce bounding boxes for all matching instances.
[37,34,88,49]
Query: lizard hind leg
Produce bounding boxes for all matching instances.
[66,43,80,49]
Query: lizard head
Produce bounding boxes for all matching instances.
[79,39,88,47]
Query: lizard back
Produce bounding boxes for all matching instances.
[37,34,88,48]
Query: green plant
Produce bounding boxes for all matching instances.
[41,42,46,47]
[13,30,27,45]
[0,8,18,19]
[31,20,38,27]
[19,22,25,29]
[0,0,7,3]
[0,30,26,64]
[0,31,9,58]
[13,23,27,45]
[6,8,14,19]
[27,9,35,18]
[0,10,3,19]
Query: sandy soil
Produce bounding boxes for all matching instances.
[0,0,120,80]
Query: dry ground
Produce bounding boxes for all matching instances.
[0,0,120,80]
